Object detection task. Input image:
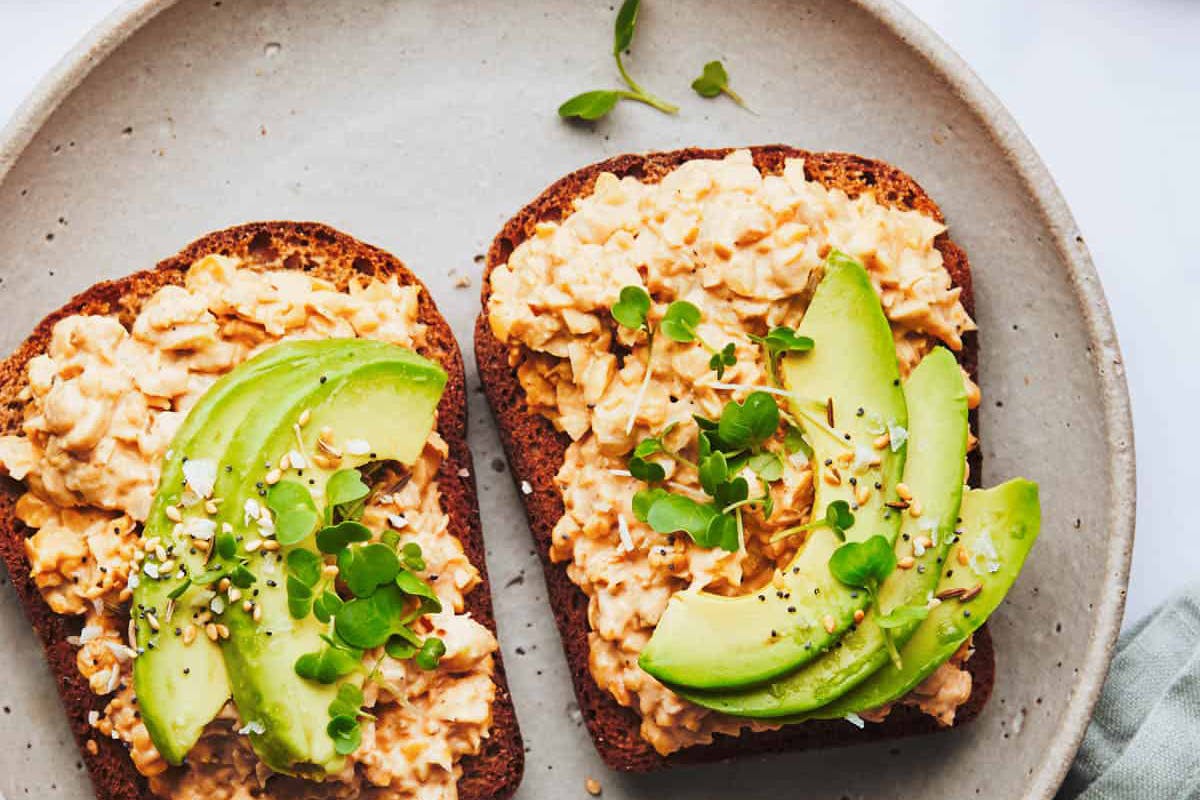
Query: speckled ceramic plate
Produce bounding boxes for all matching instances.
[0,1,1133,798]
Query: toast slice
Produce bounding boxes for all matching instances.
[474,146,987,771]
[0,222,524,799]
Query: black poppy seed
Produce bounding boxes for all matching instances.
[851,502,859,511]
[856,407,864,416]
[964,610,971,618]
[917,565,926,573]
[255,481,264,489]
[225,465,233,473]
[874,482,882,490]
[813,587,820,595]
[946,569,954,577]
[183,668,190,675]
[824,458,833,466]
[758,595,765,602]
[843,433,851,441]
[892,378,900,386]
[787,606,796,613]
[770,630,778,638]
[266,580,277,588]
[181,456,188,463]
[309,479,316,485]
[850,591,858,599]
[258,489,266,496]
[849,477,857,486]
[902,533,910,541]
[319,375,327,384]
[370,453,377,459]
[174,627,181,636]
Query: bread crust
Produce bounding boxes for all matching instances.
[0,221,524,799]
[474,146,987,771]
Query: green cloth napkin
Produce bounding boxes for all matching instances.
[1058,583,1200,799]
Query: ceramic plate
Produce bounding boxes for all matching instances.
[0,1,1134,798]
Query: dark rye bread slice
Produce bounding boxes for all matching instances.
[474,146,988,772]
[0,222,524,799]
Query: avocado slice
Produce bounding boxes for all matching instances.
[674,347,968,717]
[212,344,446,776]
[813,478,1041,720]
[134,340,367,765]
[638,252,907,691]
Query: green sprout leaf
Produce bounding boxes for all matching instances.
[286,549,322,587]
[328,683,364,719]
[326,469,370,524]
[384,635,418,660]
[326,715,362,756]
[316,521,373,554]
[751,326,815,385]
[632,487,669,522]
[697,451,729,496]
[613,0,639,54]
[395,570,442,617]
[825,499,856,535]
[611,285,651,331]
[702,512,740,552]
[229,564,256,589]
[400,542,426,572]
[712,475,749,509]
[415,637,447,671]
[215,531,237,560]
[718,391,780,451]
[267,480,321,546]
[334,584,408,649]
[709,342,737,379]
[190,567,225,586]
[628,454,666,483]
[313,590,344,624]
[558,90,622,121]
[338,543,401,599]
[294,646,360,684]
[646,493,718,541]
[659,300,701,343]
[690,59,748,108]
[828,535,896,594]
[286,576,314,619]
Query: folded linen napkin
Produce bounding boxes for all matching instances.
[1058,583,1200,799]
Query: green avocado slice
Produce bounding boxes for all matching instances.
[134,339,375,765]
[637,252,907,691]
[212,344,446,777]
[676,346,968,717]
[812,478,1041,720]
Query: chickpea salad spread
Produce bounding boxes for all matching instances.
[0,254,499,800]
[486,150,1041,755]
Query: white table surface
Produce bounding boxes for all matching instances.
[0,0,1195,632]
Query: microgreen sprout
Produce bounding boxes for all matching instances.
[559,0,678,120]
[770,500,856,544]
[749,326,814,386]
[690,60,749,109]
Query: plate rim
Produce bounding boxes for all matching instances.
[0,1,1136,797]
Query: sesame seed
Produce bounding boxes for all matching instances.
[853,609,865,624]
[298,409,311,426]
[897,556,915,569]
[896,482,913,501]
[264,469,282,485]
[823,615,836,634]
[205,623,219,642]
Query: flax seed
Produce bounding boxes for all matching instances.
[961,583,983,602]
